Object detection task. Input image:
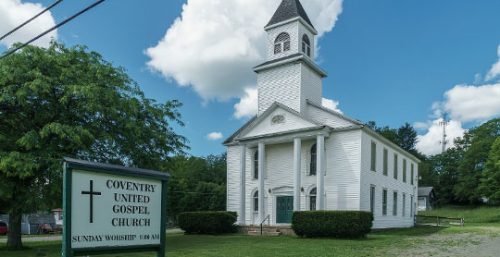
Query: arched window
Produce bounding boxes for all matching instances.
[310,144,317,176]
[253,151,259,180]
[253,191,259,212]
[302,34,311,57]
[274,32,291,54]
[309,188,317,211]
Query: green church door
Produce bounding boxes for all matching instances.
[276,196,293,224]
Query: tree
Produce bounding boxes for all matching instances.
[163,154,227,223]
[453,119,500,204]
[365,121,418,154]
[479,137,500,204]
[397,123,418,154]
[0,42,187,249]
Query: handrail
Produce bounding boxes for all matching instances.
[260,215,270,235]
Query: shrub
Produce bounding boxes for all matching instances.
[292,211,373,238]
[177,211,237,234]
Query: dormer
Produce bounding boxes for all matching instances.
[264,0,318,61]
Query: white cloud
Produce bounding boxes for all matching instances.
[146,0,343,103]
[485,45,500,81]
[207,132,223,141]
[322,98,342,114]
[416,119,466,156]
[0,0,58,48]
[413,121,431,130]
[234,88,258,119]
[440,84,500,123]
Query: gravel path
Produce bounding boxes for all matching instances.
[389,227,500,257]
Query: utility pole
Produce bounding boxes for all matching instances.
[439,114,449,154]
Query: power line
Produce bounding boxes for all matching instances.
[0,0,64,41]
[0,0,107,60]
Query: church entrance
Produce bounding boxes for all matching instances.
[276,196,293,224]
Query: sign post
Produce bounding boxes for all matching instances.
[62,157,169,257]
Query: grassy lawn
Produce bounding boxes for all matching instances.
[420,205,500,224]
[2,206,499,257]
[0,227,444,257]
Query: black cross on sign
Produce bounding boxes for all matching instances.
[81,180,101,223]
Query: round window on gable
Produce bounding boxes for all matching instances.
[271,115,285,125]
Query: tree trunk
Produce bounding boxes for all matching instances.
[7,202,23,249]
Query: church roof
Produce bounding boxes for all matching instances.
[266,0,315,29]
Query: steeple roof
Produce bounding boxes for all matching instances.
[266,0,315,29]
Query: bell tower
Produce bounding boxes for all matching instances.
[254,0,327,115]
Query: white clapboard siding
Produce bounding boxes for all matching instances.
[359,131,419,228]
[300,64,322,109]
[266,21,300,61]
[306,103,356,128]
[324,130,362,210]
[226,146,242,222]
[258,63,302,115]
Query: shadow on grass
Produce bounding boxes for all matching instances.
[371,225,445,237]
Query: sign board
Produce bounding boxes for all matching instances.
[62,158,169,257]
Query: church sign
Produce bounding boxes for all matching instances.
[62,158,169,257]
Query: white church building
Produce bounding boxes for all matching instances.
[224,0,420,229]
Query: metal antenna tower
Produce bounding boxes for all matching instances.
[439,114,449,154]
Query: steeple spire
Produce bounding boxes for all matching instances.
[266,0,315,29]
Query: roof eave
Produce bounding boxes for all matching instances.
[265,17,318,35]
[254,55,327,77]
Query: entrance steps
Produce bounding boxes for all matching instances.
[241,225,295,236]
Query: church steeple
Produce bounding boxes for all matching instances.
[254,0,327,116]
[266,0,315,29]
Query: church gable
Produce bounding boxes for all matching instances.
[238,103,319,139]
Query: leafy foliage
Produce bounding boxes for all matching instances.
[479,137,500,204]
[163,154,227,223]
[177,211,237,234]
[366,121,418,154]
[0,42,187,248]
[292,211,373,238]
[453,119,500,204]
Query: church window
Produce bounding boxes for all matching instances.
[382,189,388,216]
[253,151,259,180]
[411,163,414,185]
[309,188,317,211]
[253,191,259,212]
[393,191,398,216]
[394,154,398,180]
[403,159,407,183]
[370,141,377,172]
[302,34,311,57]
[383,148,388,176]
[402,193,406,216]
[274,32,290,54]
[310,144,317,176]
[370,185,376,213]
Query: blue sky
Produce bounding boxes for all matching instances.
[1,0,500,156]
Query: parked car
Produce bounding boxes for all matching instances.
[0,221,8,235]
